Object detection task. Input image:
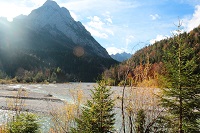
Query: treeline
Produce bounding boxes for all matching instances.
[0,67,67,83]
[103,25,200,86]
[0,20,118,83]
[0,47,118,83]
[1,25,199,133]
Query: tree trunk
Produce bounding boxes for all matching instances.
[178,34,183,133]
[122,83,126,133]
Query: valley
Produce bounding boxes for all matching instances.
[0,0,199,132]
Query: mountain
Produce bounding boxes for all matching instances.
[103,26,200,86]
[0,0,118,82]
[111,52,132,62]
[14,0,110,58]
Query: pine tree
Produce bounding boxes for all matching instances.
[71,81,116,133]
[135,109,145,133]
[161,26,200,132]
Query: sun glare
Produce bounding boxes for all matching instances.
[0,2,34,22]
[7,17,13,22]
[0,3,16,22]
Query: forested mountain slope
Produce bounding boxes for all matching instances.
[103,26,200,86]
[0,1,118,82]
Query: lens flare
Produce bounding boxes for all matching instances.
[73,46,84,57]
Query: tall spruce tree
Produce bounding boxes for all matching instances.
[71,81,115,133]
[161,26,200,133]
[135,109,145,133]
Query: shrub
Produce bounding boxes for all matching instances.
[7,113,40,133]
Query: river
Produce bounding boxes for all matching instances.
[0,83,159,132]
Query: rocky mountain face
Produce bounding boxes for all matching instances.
[0,0,117,82]
[111,52,132,62]
[15,0,110,58]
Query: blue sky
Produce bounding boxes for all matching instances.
[0,0,200,55]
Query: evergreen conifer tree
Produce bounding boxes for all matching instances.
[135,109,145,133]
[71,81,115,133]
[161,26,200,132]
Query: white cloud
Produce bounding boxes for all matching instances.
[184,5,200,32]
[87,16,104,30]
[106,18,112,24]
[150,14,160,20]
[170,29,184,35]
[106,47,124,55]
[0,2,30,21]
[124,35,135,52]
[70,11,78,21]
[103,11,113,24]
[126,35,134,46]
[150,35,168,44]
[84,15,114,39]
[85,25,108,39]
[0,0,46,21]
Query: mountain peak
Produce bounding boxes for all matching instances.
[111,52,132,62]
[43,0,60,9]
[26,0,110,58]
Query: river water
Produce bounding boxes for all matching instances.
[0,83,157,132]
[0,83,124,132]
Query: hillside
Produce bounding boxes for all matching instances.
[0,1,118,82]
[103,26,200,86]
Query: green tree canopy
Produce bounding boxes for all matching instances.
[71,81,116,133]
[7,113,39,133]
[161,28,200,132]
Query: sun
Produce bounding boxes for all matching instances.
[7,17,13,22]
[0,3,16,22]
[0,2,31,22]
